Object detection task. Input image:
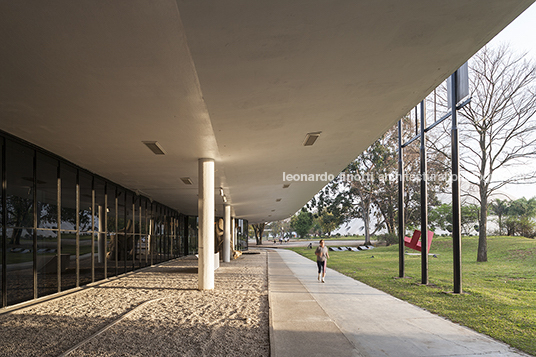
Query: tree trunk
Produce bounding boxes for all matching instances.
[477,186,488,262]
[252,223,265,245]
[363,204,371,245]
[10,228,22,245]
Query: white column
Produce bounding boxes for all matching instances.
[198,158,215,290]
[231,218,236,251]
[223,204,231,262]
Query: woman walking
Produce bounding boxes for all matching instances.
[315,239,329,283]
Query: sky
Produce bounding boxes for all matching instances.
[490,2,536,58]
[476,3,536,200]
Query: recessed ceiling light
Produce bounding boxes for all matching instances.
[142,141,166,155]
[180,177,193,185]
[303,131,322,146]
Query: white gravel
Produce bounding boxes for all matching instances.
[0,251,269,357]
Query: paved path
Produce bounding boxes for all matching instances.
[267,249,529,357]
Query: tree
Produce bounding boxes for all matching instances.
[489,198,510,235]
[456,46,536,261]
[251,223,266,245]
[429,202,479,236]
[6,196,33,245]
[290,208,313,238]
[501,197,536,237]
[311,116,448,244]
[333,139,388,245]
[317,210,343,237]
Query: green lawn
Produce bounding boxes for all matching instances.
[292,235,366,241]
[290,236,536,356]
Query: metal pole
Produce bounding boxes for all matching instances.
[1,139,6,307]
[451,72,463,294]
[33,151,37,299]
[57,164,61,293]
[415,107,418,136]
[420,100,428,285]
[398,120,405,278]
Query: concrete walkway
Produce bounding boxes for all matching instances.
[267,249,529,357]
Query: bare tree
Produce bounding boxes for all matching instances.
[458,45,536,262]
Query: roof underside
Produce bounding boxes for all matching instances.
[1,0,534,222]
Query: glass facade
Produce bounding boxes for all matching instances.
[0,132,185,309]
[1,130,251,309]
[236,219,249,251]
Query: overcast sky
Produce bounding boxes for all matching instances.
[484,3,536,200]
[489,2,536,58]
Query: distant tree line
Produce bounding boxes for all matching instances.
[489,197,536,238]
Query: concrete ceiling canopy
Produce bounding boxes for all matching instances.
[0,0,534,223]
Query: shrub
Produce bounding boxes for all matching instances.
[377,232,398,246]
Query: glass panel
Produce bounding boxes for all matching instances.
[60,164,77,291]
[36,153,59,297]
[94,179,106,281]
[178,214,186,258]
[5,140,34,306]
[132,195,141,270]
[156,206,163,264]
[1,136,4,306]
[188,216,198,255]
[238,219,249,251]
[123,192,133,272]
[138,198,147,268]
[114,188,127,274]
[37,230,59,297]
[149,204,157,264]
[169,214,175,259]
[162,209,168,261]
[172,216,178,259]
[36,154,58,229]
[79,172,93,287]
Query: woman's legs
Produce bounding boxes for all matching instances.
[317,260,327,282]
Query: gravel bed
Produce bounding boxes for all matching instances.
[0,251,269,357]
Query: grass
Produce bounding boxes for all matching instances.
[293,235,366,241]
[289,235,536,356]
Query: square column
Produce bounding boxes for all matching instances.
[223,204,231,262]
[198,158,214,290]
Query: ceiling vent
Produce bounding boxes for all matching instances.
[180,177,193,185]
[142,141,166,155]
[302,132,322,146]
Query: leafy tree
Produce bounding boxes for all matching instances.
[507,197,536,218]
[317,210,341,237]
[311,116,448,244]
[429,202,479,236]
[500,197,536,237]
[251,223,266,245]
[310,217,323,237]
[489,199,510,235]
[333,139,388,245]
[290,208,313,238]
